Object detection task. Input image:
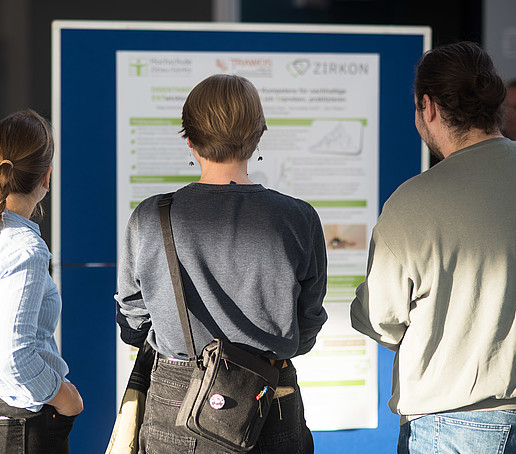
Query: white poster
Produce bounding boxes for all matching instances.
[116,50,379,430]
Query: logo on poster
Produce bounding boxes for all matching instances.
[287,59,311,78]
[215,57,272,77]
[148,57,192,76]
[287,58,369,77]
[216,59,229,72]
[129,58,149,77]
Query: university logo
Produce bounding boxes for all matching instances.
[129,58,149,76]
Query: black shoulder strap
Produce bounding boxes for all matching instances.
[158,192,197,360]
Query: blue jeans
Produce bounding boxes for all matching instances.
[398,410,516,454]
[139,358,314,453]
[0,400,76,454]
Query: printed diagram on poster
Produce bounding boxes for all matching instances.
[116,50,380,430]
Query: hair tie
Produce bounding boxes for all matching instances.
[0,159,13,168]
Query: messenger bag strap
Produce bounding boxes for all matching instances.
[158,192,197,361]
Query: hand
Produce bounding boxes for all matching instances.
[48,381,84,417]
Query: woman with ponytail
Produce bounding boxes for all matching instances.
[0,110,83,453]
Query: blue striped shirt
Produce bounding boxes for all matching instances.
[0,210,68,411]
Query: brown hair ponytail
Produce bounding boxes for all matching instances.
[0,160,14,215]
[0,109,54,218]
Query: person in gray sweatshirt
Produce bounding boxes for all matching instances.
[116,74,327,454]
[351,42,516,453]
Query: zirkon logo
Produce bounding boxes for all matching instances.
[129,58,149,77]
[287,59,311,78]
[287,58,369,77]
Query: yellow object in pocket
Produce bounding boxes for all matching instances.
[273,386,295,398]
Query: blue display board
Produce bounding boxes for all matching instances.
[52,21,430,454]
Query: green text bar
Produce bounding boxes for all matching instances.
[266,118,367,127]
[130,175,198,184]
[129,118,181,126]
[328,275,365,289]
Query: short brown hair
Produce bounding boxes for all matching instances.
[0,109,54,216]
[414,42,506,135]
[180,74,267,162]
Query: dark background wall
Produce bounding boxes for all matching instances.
[242,0,482,46]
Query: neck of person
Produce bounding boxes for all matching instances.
[442,127,504,159]
[4,169,51,219]
[196,156,254,185]
[6,192,39,219]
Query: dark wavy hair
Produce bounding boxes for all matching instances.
[415,42,506,135]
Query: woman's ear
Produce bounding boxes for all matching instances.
[42,167,52,192]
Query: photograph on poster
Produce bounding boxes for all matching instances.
[324,224,367,250]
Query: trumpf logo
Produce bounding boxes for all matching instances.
[215,57,272,77]
[216,59,229,72]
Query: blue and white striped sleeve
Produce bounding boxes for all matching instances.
[0,246,61,405]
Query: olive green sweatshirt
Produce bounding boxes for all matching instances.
[351,138,516,422]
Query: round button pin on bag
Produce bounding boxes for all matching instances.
[209,393,225,410]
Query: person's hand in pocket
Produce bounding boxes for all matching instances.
[48,381,84,416]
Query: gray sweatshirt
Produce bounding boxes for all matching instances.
[116,183,327,360]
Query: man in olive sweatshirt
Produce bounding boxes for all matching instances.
[351,42,516,453]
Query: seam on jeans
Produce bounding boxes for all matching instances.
[148,392,183,408]
[150,374,191,390]
[157,358,196,368]
[438,416,511,431]
[147,426,196,447]
[498,430,510,454]
[0,419,26,425]
[0,418,25,453]
[435,415,511,454]
[147,384,155,427]
[433,416,440,454]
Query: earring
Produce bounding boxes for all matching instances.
[257,146,263,161]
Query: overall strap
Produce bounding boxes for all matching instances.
[158,192,197,361]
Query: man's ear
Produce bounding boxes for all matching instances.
[423,94,438,123]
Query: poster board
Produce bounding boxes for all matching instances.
[52,21,430,454]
